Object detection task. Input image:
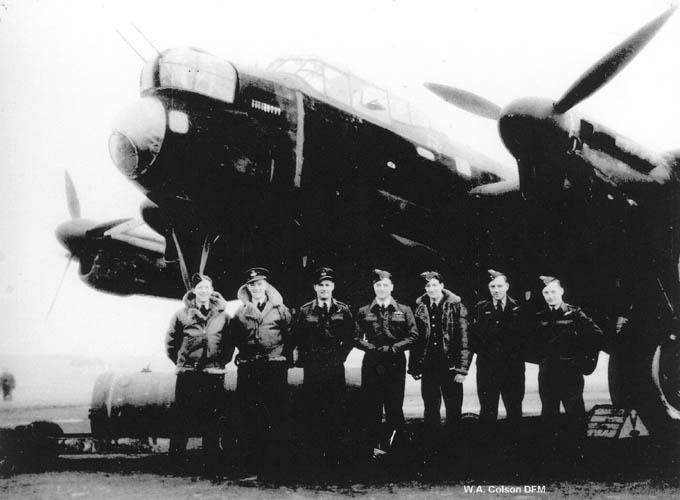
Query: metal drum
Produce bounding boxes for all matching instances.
[89,365,363,440]
[89,370,177,439]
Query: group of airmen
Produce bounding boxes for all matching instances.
[165,265,604,473]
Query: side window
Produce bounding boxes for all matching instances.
[324,66,351,105]
[410,107,430,129]
[350,77,389,122]
[389,95,411,124]
[297,60,324,93]
[278,60,303,74]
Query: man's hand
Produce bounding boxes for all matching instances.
[379,345,391,353]
[411,373,422,381]
[454,374,466,384]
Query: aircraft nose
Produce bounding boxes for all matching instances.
[109,97,166,181]
[55,219,97,254]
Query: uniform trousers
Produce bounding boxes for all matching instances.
[236,361,290,469]
[538,359,588,452]
[420,350,463,428]
[171,371,226,456]
[476,358,525,422]
[538,360,585,418]
[361,352,406,446]
[302,363,346,461]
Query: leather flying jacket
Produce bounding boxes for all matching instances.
[408,289,470,375]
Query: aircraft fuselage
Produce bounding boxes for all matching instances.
[106,48,514,302]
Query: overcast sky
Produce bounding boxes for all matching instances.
[0,0,678,358]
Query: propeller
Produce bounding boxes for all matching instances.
[46,256,73,318]
[48,171,84,318]
[424,83,501,120]
[553,3,677,114]
[427,4,677,118]
[64,171,81,219]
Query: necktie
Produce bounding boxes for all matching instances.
[379,305,386,315]
[257,302,265,312]
[200,305,210,316]
[496,301,503,313]
[321,302,328,314]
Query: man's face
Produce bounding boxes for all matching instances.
[488,276,509,302]
[194,279,214,304]
[425,278,444,301]
[314,280,335,300]
[542,281,564,307]
[247,279,267,302]
[373,278,394,301]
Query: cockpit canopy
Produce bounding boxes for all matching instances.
[141,48,238,104]
[268,57,431,129]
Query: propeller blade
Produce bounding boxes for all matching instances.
[171,229,191,292]
[424,83,501,120]
[553,4,677,114]
[46,255,73,319]
[64,171,81,219]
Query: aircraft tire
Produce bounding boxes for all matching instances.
[608,323,680,439]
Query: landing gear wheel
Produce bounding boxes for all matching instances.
[651,337,680,422]
[609,324,680,438]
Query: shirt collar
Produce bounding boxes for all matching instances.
[429,295,444,307]
[315,298,334,309]
[371,298,396,311]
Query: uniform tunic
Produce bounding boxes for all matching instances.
[355,298,418,440]
[294,298,356,459]
[534,302,603,420]
[471,296,526,421]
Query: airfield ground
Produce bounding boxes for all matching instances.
[1,354,677,498]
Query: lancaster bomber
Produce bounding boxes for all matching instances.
[56,5,679,437]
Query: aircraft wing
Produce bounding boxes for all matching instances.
[469,179,520,196]
[102,219,166,255]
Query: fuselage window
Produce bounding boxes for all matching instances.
[142,49,237,104]
[324,66,351,105]
[410,107,431,130]
[278,59,304,74]
[350,77,389,122]
[389,95,411,124]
